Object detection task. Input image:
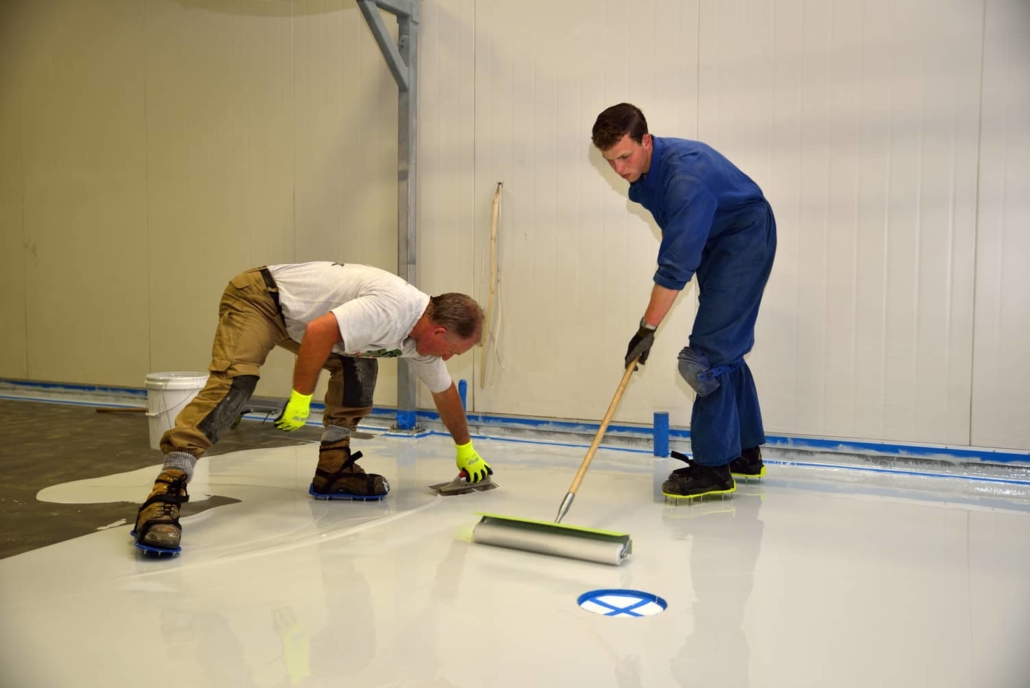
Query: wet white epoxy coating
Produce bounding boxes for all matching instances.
[3,434,1030,687]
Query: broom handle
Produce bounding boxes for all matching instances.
[568,358,638,495]
[554,359,638,523]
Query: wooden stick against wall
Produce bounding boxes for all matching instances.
[480,182,502,388]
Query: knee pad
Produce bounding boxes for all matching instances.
[342,357,378,408]
[677,348,722,397]
[197,374,258,444]
[677,349,746,397]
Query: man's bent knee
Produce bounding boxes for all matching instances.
[196,374,259,445]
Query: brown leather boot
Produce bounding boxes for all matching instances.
[134,469,190,551]
[310,441,389,500]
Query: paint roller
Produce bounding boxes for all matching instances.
[470,359,639,565]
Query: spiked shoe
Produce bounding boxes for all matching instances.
[133,469,190,554]
[729,447,766,481]
[662,451,736,501]
[310,441,389,500]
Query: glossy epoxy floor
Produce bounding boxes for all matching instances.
[2,434,1029,688]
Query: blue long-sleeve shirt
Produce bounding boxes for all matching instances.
[629,136,767,290]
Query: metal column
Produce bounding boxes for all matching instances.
[357,0,420,431]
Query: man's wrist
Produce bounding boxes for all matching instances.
[639,317,657,331]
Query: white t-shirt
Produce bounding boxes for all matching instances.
[267,262,452,394]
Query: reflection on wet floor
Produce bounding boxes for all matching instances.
[3,433,1029,687]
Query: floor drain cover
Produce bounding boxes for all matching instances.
[577,589,667,617]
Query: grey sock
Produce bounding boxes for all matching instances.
[321,425,352,443]
[163,452,198,483]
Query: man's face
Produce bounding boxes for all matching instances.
[601,133,652,183]
[416,328,477,361]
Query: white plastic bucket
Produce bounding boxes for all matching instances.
[145,372,209,450]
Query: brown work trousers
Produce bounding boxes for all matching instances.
[160,267,378,458]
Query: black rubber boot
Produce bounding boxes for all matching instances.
[662,451,736,500]
[729,446,766,481]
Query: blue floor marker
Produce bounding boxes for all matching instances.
[577,589,668,617]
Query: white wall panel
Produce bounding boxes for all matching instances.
[291,0,401,404]
[1,0,1028,451]
[972,0,1030,450]
[0,2,30,379]
[699,0,982,446]
[294,0,397,269]
[416,0,478,408]
[8,0,151,387]
[145,0,296,393]
[471,0,701,424]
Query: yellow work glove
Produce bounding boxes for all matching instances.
[455,441,492,483]
[274,390,313,431]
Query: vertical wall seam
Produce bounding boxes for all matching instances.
[967,0,988,447]
[472,0,478,410]
[290,1,296,262]
[880,31,894,438]
[19,6,29,378]
[143,0,152,375]
[913,25,925,434]
[823,0,833,427]
[346,2,350,257]
[851,0,865,433]
[945,92,957,434]
[695,0,701,139]
[796,0,805,429]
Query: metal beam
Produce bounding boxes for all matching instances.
[357,0,420,430]
[372,0,419,20]
[356,0,410,91]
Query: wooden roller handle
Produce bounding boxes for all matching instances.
[566,358,638,495]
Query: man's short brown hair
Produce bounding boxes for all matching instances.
[591,103,649,151]
[429,293,484,343]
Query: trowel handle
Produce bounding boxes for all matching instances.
[566,359,638,496]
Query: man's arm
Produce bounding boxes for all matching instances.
[431,381,470,445]
[625,283,682,369]
[275,312,344,432]
[292,313,343,394]
[643,283,681,328]
[652,177,717,291]
[432,382,491,482]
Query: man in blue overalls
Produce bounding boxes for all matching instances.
[591,103,777,500]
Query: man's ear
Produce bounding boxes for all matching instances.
[642,133,653,150]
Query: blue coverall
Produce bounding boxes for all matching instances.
[629,136,777,466]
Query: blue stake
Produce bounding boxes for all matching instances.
[653,412,669,457]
